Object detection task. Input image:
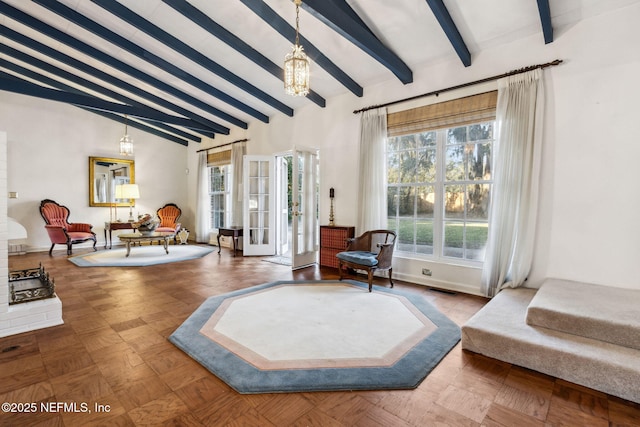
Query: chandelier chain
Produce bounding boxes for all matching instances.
[295,1,300,46]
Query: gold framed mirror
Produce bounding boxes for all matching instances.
[89,156,135,207]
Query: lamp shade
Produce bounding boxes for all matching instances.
[115,183,140,200]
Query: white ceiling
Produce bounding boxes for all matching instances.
[0,0,637,145]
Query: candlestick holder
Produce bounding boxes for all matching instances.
[329,198,335,226]
[329,187,335,226]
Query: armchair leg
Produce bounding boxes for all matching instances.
[49,244,55,256]
[92,239,97,252]
[367,270,374,292]
[67,244,72,255]
[388,268,394,288]
[338,261,344,281]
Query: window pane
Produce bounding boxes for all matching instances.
[416,148,436,182]
[386,119,494,262]
[387,186,399,217]
[466,223,488,260]
[397,186,415,217]
[388,136,399,151]
[387,152,401,184]
[445,145,465,181]
[469,122,493,141]
[447,126,467,144]
[416,185,434,218]
[468,142,492,180]
[417,131,436,148]
[467,184,491,220]
[443,221,464,258]
[397,218,415,252]
[399,134,416,150]
[399,150,417,183]
[444,184,465,219]
[208,165,229,230]
[415,220,433,255]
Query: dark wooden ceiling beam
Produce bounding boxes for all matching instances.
[90,0,295,116]
[0,2,239,131]
[301,0,413,84]
[0,23,221,136]
[424,0,471,67]
[31,0,266,124]
[0,44,202,143]
[0,75,209,142]
[536,0,554,44]
[161,0,328,107]
[1,68,190,145]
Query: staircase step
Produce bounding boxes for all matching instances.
[461,287,640,404]
[526,279,640,350]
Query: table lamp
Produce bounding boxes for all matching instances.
[115,183,140,222]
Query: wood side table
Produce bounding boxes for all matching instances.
[320,225,355,268]
[104,221,134,249]
[217,227,243,256]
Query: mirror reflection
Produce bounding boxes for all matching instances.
[89,156,135,207]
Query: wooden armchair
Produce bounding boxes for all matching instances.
[39,199,97,255]
[336,230,397,292]
[156,203,181,242]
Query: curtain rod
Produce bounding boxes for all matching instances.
[196,138,249,153]
[353,59,563,114]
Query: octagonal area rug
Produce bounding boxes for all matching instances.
[168,280,461,394]
[68,245,214,267]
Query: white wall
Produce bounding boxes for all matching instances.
[1,93,190,251]
[189,3,640,293]
[2,3,639,294]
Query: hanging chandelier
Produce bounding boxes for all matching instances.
[284,0,310,96]
[119,115,134,156]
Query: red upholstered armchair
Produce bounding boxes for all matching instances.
[39,199,97,255]
[156,203,181,237]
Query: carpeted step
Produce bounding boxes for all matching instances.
[525,279,640,351]
[461,288,640,404]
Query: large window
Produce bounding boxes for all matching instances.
[386,92,496,263]
[209,165,229,229]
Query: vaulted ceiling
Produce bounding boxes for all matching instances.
[0,0,634,146]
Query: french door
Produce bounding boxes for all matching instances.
[276,156,289,256]
[290,148,319,269]
[242,155,275,256]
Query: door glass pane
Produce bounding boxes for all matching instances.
[248,160,269,246]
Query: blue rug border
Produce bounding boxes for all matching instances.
[169,280,461,394]
[68,245,215,267]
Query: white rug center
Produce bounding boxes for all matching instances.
[200,283,437,369]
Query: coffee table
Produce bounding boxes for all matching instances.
[118,232,176,257]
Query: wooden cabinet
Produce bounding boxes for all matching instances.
[320,226,355,268]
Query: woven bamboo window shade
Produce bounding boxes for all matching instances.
[387,91,497,137]
[207,149,232,166]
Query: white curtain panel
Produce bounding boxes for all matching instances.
[195,151,210,243]
[357,107,388,233]
[481,69,544,297]
[230,141,246,227]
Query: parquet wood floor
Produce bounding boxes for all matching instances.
[2,247,639,426]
